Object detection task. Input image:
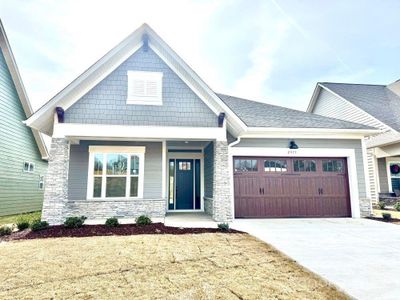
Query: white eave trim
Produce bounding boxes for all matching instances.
[239,126,381,139]
[0,20,48,159]
[53,123,227,141]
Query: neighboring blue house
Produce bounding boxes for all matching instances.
[26,24,378,225]
[0,20,48,216]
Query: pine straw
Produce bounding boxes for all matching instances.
[0,233,348,299]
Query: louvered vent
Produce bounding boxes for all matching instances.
[127,71,163,105]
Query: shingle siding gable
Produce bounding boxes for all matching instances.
[0,49,47,216]
[64,47,218,127]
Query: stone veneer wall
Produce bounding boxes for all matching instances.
[204,197,213,216]
[42,138,70,225]
[65,199,166,219]
[211,141,232,222]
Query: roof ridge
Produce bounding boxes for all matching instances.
[320,82,386,87]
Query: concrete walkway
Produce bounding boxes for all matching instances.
[232,218,400,300]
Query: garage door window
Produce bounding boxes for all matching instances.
[234,159,258,172]
[322,160,344,172]
[293,160,316,172]
[264,160,287,172]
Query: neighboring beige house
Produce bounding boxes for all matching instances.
[308,79,400,204]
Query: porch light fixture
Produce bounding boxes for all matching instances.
[289,140,298,149]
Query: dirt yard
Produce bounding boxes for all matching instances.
[0,233,348,299]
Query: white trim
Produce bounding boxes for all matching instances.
[361,139,371,198]
[242,127,380,138]
[0,21,48,159]
[89,145,146,153]
[53,123,227,141]
[86,146,145,200]
[228,147,362,218]
[385,157,400,193]
[162,141,167,199]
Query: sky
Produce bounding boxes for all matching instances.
[1,0,400,111]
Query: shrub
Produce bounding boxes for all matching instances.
[394,202,400,212]
[16,219,30,231]
[0,226,12,236]
[64,216,87,229]
[105,217,119,227]
[31,220,49,232]
[382,213,392,221]
[378,201,386,210]
[135,215,152,226]
[218,223,230,231]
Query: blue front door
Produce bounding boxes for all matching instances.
[175,159,194,209]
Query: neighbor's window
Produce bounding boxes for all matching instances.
[234,159,258,172]
[127,71,163,105]
[293,160,316,172]
[322,160,344,172]
[88,147,145,199]
[39,175,44,190]
[264,160,287,172]
[23,161,35,173]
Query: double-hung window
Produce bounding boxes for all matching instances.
[87,146,145,199]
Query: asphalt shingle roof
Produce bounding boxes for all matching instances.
[320,82,400,131]
[217,93,373,130]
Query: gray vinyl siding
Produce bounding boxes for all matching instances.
[204,142,214,198]
[65,46,218,127]
[377,158,389,192]
[0,49,47,216]
[313,88,388,130]
[68,141,162,200]
[234,138,367,198]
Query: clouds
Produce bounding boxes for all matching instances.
[1,0,400,111]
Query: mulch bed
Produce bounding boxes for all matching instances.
[367,217,400,225]
[0,223,241,242]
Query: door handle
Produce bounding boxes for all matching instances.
[318,188,321,195]
[262,188,265,194]
[321,188,323,195]
[259,187,262,195]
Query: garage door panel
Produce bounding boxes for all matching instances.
[234,157,351,218]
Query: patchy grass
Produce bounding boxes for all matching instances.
[0,234,348,299]
[0,211,41,226]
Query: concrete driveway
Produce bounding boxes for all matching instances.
[232,218,400,300]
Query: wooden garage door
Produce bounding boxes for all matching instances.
[233,157,351,218]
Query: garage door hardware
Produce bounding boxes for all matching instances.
[259,188,265,194]
[318,188,324,195]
